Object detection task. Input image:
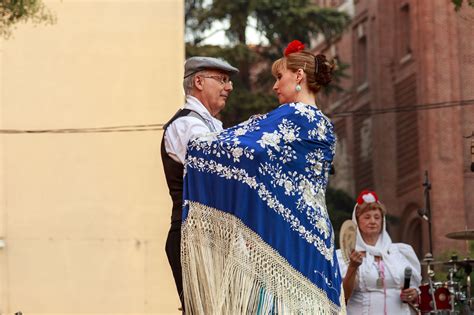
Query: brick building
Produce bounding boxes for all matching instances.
[314,0,474,258]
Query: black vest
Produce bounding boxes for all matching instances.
[161,109,214,222]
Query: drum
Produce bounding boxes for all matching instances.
[419,283,451,313]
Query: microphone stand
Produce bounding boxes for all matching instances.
[424,171,434,256]
[419,171,437,312]
[419,170,434,256]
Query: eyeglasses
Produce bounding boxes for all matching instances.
[200,75,232,86]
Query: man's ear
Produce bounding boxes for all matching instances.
[194,75,205,91]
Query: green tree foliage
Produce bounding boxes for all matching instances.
[185,0,351,126]
[254,2,350,51]
[325,187,354,246]
[187,42,279,127]
[452,0,474,10]
[0,0,56,39]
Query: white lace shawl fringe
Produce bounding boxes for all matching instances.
[181,201,346,314]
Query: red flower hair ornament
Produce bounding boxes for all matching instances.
[284,40,305,56]
[356,190,379,205]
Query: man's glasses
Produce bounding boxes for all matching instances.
[200,75,232,86]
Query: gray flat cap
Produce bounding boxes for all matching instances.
[184,56,239,78]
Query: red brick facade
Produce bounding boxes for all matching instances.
[315,0,474,258]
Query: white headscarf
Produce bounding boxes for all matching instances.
[352,192,392,257]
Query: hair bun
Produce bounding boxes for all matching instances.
[314,54,335,86]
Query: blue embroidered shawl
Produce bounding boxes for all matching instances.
[182,103,344,314]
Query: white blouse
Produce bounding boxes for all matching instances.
[337,243,421,315]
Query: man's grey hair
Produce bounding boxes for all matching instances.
[183,73,195,96]
[183,71,207,95]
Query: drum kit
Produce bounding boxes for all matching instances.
[417,229,474,315]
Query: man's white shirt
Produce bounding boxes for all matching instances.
[164,95,223,164]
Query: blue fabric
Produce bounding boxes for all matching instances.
[183,102,342,307]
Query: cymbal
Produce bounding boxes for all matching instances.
[421,260,444,266]
[444,260,464,267]
[446,229,474,240]
[443,258,474,268]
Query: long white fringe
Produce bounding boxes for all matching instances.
[181,201,346,314]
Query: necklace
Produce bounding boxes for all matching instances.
[375,257,388,315]
[375,257,385,289]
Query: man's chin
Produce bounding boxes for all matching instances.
[217,103,226,112]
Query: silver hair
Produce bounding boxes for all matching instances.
[183,74,195,95]
[183,70,208,95]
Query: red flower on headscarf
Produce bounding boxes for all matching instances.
[356,190,379,205]
[284,40,305,56]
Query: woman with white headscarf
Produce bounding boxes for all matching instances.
[336,190,421,315]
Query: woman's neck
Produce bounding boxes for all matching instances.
[362,234,379,246]
[295,91,317,106]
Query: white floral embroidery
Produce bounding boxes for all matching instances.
[257,131,282,151]
[234,128,247,136]
[284,180,295,194]
[256,123,335,238]
[317,120,328,140]
[314,270,339,295]
[188,115,266,163]
[293,178,332,240]
[279,119,301,143]
[189,132,254,163]
[256,119,301,163]
[277,119,300,163]
[308,119,330,141]
[186,156,335,264]
[305,150,326,178]
[315,217,330,239]
[232,147,244,161]
[290,102,316,122]
[259,163,301,196]
[198,132,219,144]
[184,104,338,265]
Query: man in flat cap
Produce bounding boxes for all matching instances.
[161,56,238,311]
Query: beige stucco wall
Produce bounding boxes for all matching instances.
[0,0,183,314]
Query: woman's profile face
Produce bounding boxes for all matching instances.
[272,65,298,104]
[357,209,383,239]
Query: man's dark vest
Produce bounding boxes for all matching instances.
[161,109,214,222]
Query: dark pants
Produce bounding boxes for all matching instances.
[165,220,184,311]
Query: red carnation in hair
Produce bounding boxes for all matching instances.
[284,40,305,56]
[356,190,379,205]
